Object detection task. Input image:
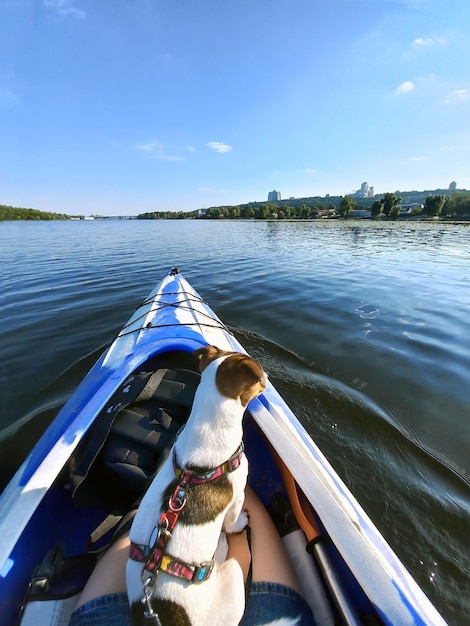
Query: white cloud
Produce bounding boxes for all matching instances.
[44,0,86,18]
[135,141,162,152]
[135,141,183,161]
[207,141,232,153]
[412,36,447,48]
[445,89,469,104]
[136,141,160,150]
[304,168,319,175]
[407,156,429,162]
[412,37,432,47]
[396,81,415,95]
[186,146,196,153]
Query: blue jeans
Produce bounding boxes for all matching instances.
[69,582,316,625]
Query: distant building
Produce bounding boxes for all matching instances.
[317,209,336,218]
[268,190,281,202]
[353,182,375,198]
[449,181,457,192]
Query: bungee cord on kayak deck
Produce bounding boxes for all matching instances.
[116,293,228,339]
[116,321,230,340]
[140,291,204,307]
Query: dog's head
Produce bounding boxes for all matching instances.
[195,346,267,407]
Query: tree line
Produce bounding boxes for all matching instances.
[135,211,188,220]
[339,192,470,219]
[137,191,470,220]
[0,205,68,221]
[200,191,470,220]
[422,192,470,218]
[202,203,332,219]
[3,191,469,221]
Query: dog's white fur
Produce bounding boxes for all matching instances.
[127,347,266,626]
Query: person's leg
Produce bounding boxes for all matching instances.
[74,534,130,609]
[227,485,302,594]
[229,486,316,625]
[246,486,302,593]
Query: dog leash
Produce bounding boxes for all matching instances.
[130,443,245,622]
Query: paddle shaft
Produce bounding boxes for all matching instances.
[272,448,363,626]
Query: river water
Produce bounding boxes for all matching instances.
[1,219,469,624]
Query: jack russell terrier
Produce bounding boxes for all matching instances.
[127,345,267,626]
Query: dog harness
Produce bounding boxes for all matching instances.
[129,442,245,584]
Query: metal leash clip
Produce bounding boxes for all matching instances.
[142,577,163,626]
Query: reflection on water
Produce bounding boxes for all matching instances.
[1,219,469,624]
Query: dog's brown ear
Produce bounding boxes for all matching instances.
[216,354,266,406]
[194,345,225,373]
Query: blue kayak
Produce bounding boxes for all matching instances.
[0,268,447,626]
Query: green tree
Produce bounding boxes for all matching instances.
[371,200,382,217]
[450,192,470,217]
[264,203,277,217]
[423,195,445,217]
[340,195,355,218]
[441,197,452,217]
[255,206,268,219]
[241,205,254,218]
[382,192,401,217]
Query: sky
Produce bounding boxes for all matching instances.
[0,0,469,216]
